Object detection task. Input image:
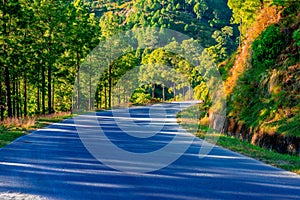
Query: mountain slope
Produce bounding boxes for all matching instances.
[222,1,300,155]
[92,0,238,49]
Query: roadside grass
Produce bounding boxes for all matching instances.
[178,105,300,175]
[0,112,73,148]
[31,112,73,129]
[0,126,24,148]
[196,132,300,174]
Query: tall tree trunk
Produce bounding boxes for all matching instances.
[0,80,4,120]
[76,51,80,110]
[24,76,27,117]
[18,81,22,117]
[152,84,155,98]
[123,86,126,104]
[52,78,54,112]
[12,79,16,117]
[42,65,46,115]
[189,83,191,100]
[118,84,120,106]
[89,73,92,111]
[173,83,176,101]
[96,89,99,109]
[3,0,12,118]
[16,81,19,118]
[104,83,107,109]
[48,64,52,114]
[4,65,12,117]
[162,84,165,102]
[108,64,112,109]
[37,86,40,114]
[99,89,102,109]
[36,66,40,114]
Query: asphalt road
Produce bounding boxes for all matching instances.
[0,103,299,199]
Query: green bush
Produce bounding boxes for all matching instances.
[252,24,284,69]
[293,29,300,48]
[130,88,151,105]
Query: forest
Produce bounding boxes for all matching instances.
[1,1,300,154]
[1,0,238,118]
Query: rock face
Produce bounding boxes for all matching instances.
[224,117,300,155]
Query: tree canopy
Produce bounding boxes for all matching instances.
[1,0,239,118]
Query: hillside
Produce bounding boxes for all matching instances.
[93,0,238,48]
[221,1,300,155]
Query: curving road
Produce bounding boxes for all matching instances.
[0,103,299,199]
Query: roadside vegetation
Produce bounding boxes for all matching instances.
[0,112,72,148]
[178,105,300,175]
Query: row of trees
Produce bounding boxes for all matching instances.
[90,0,238,109]
[1,0,238,119]
[1,0,98,119]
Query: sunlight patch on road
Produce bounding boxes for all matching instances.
[0,192,46,200]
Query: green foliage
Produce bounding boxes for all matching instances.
[229,59,300,135]
[252,24,284,69]
[273,113,300,137]
[219,52,237,80]
[206,26,236,63]
[293,29,300,48]
[100,11,123,38]
[228,0,265,39]
[0,0,100,118]
[273,0,295,7]
[1,0,238,119]
[124,0,238,48]
[193,82,209,102]
[193,0,209,20]
[228,2,300,137]
[130,88,151,105]
[229,63,276,128]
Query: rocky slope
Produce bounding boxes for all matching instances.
[221,2,300,155]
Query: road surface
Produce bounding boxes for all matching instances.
[0,103,299,199]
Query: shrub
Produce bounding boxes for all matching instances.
[252,24,284,69]
[130,88,151,105]
[293,29,300,47]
